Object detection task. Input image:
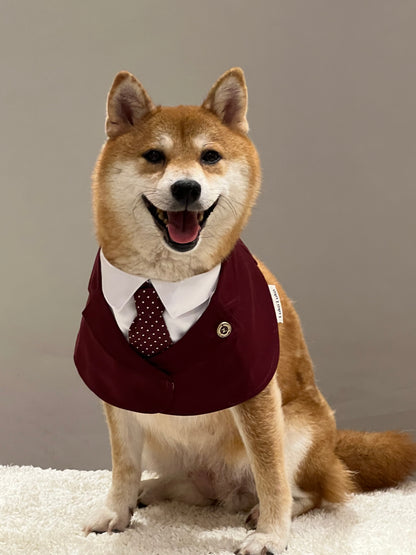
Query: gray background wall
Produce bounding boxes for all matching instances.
[0,0,415,470]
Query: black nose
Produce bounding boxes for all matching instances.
[171,180,201,204]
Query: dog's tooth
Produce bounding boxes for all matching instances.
[198,212,203,222]
[156,208,167,224]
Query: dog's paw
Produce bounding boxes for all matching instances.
[245,504,259,529]
[83,502,133,535]
[234,531,288,555]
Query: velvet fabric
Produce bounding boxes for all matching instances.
[74,240,279,416]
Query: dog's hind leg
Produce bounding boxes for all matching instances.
[84,403,144,534]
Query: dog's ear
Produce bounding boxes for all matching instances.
[202,68,249,134]
[106,71,155,138]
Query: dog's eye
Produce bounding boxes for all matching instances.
[201,150,222,165]
[143,150,165,164]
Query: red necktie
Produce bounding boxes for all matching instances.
[128,282,172,356]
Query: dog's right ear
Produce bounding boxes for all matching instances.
[105,72,155,138]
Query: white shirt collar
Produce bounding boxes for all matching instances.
[100,250,221,318]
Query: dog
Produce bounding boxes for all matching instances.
[75,68,416,555]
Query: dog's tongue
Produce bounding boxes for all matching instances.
[167,211,200,244]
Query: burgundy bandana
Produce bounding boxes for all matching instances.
[74,240,280,416]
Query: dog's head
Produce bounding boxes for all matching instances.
[93,68,261,279]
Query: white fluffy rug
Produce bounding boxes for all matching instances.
[1,465,415,555]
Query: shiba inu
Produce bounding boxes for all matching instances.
[76,68,416,554]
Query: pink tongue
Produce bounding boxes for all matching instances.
[167,211,200,244]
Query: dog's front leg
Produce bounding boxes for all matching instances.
[84,403,144,534]
[232,378,291,555]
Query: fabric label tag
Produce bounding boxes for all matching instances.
[268,285,284,324]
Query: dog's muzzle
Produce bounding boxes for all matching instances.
[142,187,219,252]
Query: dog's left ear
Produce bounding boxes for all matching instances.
[202,68,249,134]
[106,71,155,138]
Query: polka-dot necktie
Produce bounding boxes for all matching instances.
[128,281,172,357]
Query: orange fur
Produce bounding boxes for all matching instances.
[83,68,416,555]
[336,430,416,492]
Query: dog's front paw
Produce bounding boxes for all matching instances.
[83,502,133,535]
[235,531,288,555]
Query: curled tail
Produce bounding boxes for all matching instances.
[335,429,416,492]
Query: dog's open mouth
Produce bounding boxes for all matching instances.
[142,196,219,252]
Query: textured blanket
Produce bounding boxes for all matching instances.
[0,465,415,554]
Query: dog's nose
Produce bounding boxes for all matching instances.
[171,180,201,205]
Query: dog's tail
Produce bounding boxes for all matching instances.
[335,429,416,492]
